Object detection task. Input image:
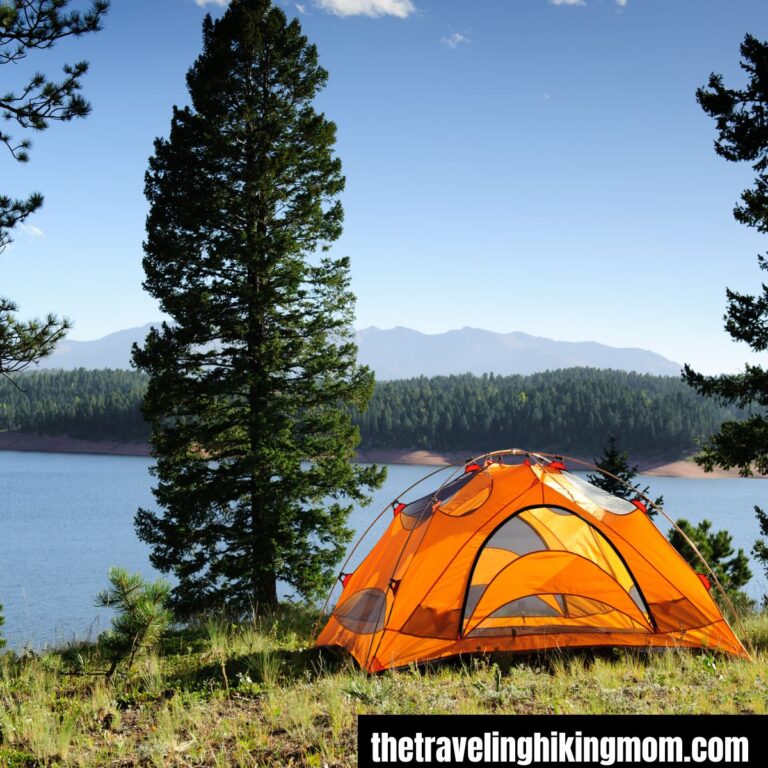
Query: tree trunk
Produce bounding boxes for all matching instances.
[243,49,279,611]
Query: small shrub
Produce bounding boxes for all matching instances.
[95,567,172,679]
[668,519,754,613]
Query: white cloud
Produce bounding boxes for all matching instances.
[549,0,628,9]
[19,223,45,239]
[441,32,469,49]
[193,0,417,18]
[315,0,415,18]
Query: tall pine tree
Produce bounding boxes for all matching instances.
[134,0,385,617]
[683,34,768,477]
[682,34,768,602]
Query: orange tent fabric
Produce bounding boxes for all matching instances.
[316,458,749,671]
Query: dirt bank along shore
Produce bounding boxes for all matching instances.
[0,431,151,457]
[0,433,758,478]
[355,449,756,479]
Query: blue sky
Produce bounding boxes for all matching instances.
[2,0,767,374]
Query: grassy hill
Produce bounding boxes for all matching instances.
[1,610,767,767]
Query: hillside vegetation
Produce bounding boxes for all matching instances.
[360,370,745,455]
[0,369,148,441]
[0,368,745,456]
[0,610,766,767]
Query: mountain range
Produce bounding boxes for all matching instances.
[36,323,682,378]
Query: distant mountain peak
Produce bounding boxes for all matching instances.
[353,326,681,379]
[38,323,681,378]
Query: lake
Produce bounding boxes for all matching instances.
[0,450,766,650]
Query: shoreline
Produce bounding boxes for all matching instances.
[355,449,756,479]
[0,431,152,457]
[0,433,759,478]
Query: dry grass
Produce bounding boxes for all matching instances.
[1,609,767,766]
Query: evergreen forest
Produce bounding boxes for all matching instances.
[0,367,747,456]
[0,369,148,440]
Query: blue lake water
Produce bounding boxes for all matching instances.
[0,450,766,649]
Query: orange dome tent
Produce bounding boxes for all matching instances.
[316,451,750,671]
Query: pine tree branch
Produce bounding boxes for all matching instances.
[0,2,109,159]
[0,1,108,372]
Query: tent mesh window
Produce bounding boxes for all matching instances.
[334,588,387,634]
[401,470,491,530]
[551,471,637,515]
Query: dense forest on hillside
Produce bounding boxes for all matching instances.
[0,368,747,455]
[0,369,148,440]
[360,370,746,455]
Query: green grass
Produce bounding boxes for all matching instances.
[1,609,768,766]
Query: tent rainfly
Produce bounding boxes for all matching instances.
[316,452,750,672]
